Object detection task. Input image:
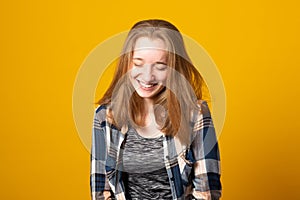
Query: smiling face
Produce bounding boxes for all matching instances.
[129,37,169,100]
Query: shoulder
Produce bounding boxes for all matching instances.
[192,100,212,119]
[94,104,118,130]
[192,100,214,131]
[94,104,109,124]
[95,104,107,114]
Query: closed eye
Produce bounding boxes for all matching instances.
[132,58,144,67]
[155,63,167,71]
[133,62,143,67]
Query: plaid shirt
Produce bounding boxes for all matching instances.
[90,101,222,200]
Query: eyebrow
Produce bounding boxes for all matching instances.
[132,58,143,61]
[132,58,167,65]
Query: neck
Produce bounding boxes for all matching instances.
[136,98,163,138]
[143,98,154,114]
[141,98,156,127]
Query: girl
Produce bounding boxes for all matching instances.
[90,19,221,200]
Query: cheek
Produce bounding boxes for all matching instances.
[156,72,168,83]
[129,67,138,79]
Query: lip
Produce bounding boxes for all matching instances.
[136,79,159,91]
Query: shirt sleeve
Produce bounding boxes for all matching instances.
[191,101,222,200]
[90,106,113,200]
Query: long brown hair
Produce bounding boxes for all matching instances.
[97,19,204,144]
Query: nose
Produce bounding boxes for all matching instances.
[141,64,154,82]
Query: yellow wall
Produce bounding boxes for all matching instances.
[1,0,300,199]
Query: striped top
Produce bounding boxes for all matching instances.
[122,127,172,199]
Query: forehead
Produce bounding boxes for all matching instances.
[133,37,167,60]
[134,37,167,51]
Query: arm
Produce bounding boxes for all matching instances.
[90,106,113,200]
[191,101,222,200]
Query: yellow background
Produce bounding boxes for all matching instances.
[1,0,300,199]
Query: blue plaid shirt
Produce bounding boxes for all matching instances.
[90,101,222,200]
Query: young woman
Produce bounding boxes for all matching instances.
[90,19,222,200]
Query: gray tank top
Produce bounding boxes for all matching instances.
[122,127,172,199]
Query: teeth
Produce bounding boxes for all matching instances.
[138,80,156,88]
[140,82,153,88]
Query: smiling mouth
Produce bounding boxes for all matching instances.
[137,80,159,89]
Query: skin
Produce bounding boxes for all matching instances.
[129,37,168,138]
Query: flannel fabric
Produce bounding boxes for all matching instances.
[90,101,222,200]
